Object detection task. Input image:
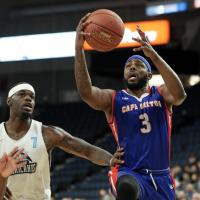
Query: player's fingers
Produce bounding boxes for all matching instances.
[13,154,27,165]
[136,25,146,39]
[17,161,27,168]
[116,149,124,153]
[5,187,12,196]
[15,157,24,164]
[80,13,91,24]
[3,197,10,200]
[4,194,11,200]
[82,20,92,29]
[114,158,125,165]
[136,26,145,36]
[132,37,146,45]
[8,147,19,157]
[4,191,11,199]
[146,35,150,43]
[116,147,124,153]
[114,151,124,157]
[132,37,141,42]
[110,157,124,167]
[13,148,24,159]
[133,46,145,52]
[115,148,123,154]
[83,13,91,21]
[115,151,123,157]
[22,152,28,159]
[136,24,141,30]
[137,29,146,40]
[117,159,125,164]
[0,153,7,162]
[117,146,123,150]
[77,13,91,30]
[80,31,90,37]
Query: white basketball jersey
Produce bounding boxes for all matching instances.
[0,120,51,200]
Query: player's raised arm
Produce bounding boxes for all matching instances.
[43,125,124,167]
[75,13,113,114]
[133,25,187,107]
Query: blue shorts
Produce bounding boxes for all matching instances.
[109,167,176,200]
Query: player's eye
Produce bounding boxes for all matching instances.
[126,64,131,68]
[19,92,25,96]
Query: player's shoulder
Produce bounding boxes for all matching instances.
[42,125,68,136]
[115,89,127,95]
[42,125,72,148]
[42,125,57,134]
[112,90,125,101]
[41,125,63,151]
[106,89,116,96]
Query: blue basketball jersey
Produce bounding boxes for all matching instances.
[109,86,172,170]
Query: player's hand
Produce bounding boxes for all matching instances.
[110,147,125,167]
[3,187,12,200]
[132,25,158,59]
[0,147,27,178]
[75,13,92,48]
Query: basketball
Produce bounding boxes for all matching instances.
[84,9,125,52]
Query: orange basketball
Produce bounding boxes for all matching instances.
[84,9,125,52]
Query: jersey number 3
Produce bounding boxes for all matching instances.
[139,113,151,133]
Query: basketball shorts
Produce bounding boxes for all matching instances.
[108,167,176,200]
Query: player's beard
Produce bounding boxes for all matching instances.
[123,75,148,90]
[21,111,32,120]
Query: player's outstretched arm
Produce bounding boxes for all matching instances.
[133,25,187,107]
[0,147,26,200]
[75,13,114,115]
[43,125,124,167]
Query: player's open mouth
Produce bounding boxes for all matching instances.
[129,74,137,81]
[23,103,32,108]
[23,103,33,111]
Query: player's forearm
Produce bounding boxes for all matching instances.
[0,175,7,200]
[150,52,186,101]
[75,47,93,99]
[87,145,112,166]
[60,134,112,166]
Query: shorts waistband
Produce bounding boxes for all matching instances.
[136,168,170,175]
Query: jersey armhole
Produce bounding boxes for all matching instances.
[107,91,116,124]
[157,86,173,115]
[157,86,162,95]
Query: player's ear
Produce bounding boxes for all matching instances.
[147,72,152,80]
[7,97,12,106]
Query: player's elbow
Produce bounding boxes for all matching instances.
[79,92,90,101]
[78,88,92,101]
[178,91,187,102]
[174,92,187,105]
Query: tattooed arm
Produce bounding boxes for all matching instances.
[75,13,114,121]
[43,125,124,166]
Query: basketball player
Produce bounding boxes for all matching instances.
[75,14,187,200]
[0,82,124,199]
